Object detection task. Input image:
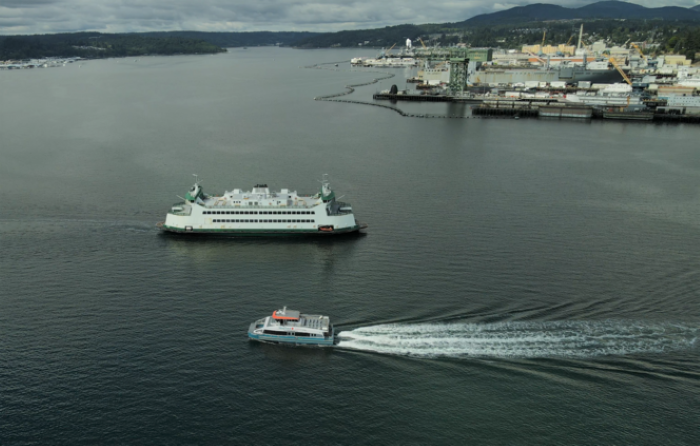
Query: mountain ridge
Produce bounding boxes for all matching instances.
[457,1,700,26]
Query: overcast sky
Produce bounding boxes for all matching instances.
[0,0,698,35]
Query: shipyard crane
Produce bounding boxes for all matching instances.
[566,34,575,46]
[418,38,428,49]
[526,51,547,65]
[542,30,547,46]
[607,56,632,86]
[604,56,634,107]
[630,42,647,63]
[384,43,396,57]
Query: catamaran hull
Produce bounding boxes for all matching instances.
[248,333,335,347]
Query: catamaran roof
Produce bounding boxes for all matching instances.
[263,309,330,331]
[273,308,300,320]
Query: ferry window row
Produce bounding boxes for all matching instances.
[263,330,314,337]
[213,219,314,224]
[204,210,313,215]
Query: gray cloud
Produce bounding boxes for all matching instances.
[0,0,698,35]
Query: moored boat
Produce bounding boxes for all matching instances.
[248,307,334,346]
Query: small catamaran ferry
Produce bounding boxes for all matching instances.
[158,175,366,236]
[248,307,334,347]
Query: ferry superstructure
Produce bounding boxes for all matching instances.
[248,307,334,346]
[158,175,366,236]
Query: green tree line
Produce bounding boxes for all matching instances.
[0,33,226,60]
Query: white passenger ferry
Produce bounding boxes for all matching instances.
[158,175,366,236]
[248,307,334,347]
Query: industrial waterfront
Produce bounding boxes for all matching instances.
[2,48,700,445]
[342,30,700,124]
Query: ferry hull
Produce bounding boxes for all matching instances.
[158,222,367,236]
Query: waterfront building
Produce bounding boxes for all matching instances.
[664,55,691,67]
[522,44,576,55]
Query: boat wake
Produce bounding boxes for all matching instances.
[335,320,699,358]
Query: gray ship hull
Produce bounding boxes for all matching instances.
[471,66,624,85]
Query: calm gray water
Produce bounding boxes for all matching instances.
[1,47,699,445]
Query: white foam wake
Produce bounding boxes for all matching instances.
[335,320,699,358]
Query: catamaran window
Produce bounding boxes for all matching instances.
[263,330,288,336]
[295,332,311,337]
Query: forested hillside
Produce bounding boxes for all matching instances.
[0,33,225,60]
[0,31,319,60]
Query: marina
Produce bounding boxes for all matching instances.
[0,57,83,69]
